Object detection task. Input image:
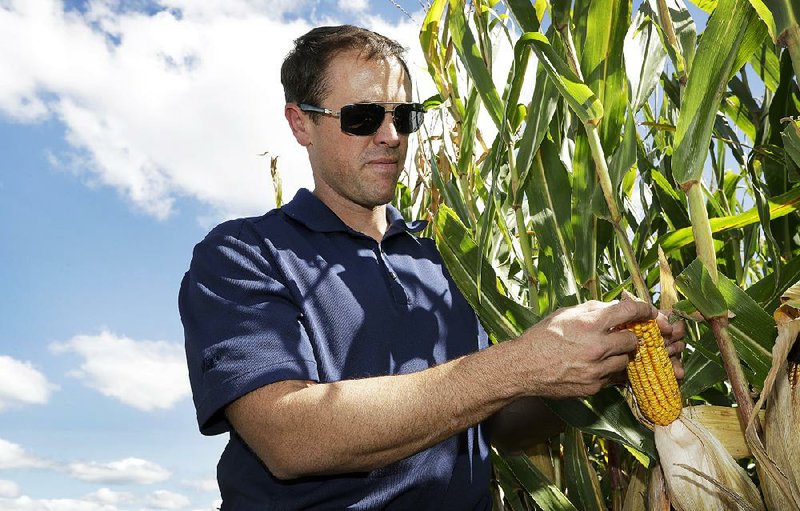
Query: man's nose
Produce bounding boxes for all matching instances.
[373,112,401,147]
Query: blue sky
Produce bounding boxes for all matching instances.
[0,1,715,510]
[0,1,429,509]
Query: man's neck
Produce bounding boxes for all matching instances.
[313,188,388,241]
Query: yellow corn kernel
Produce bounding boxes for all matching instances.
[624,319,681,426]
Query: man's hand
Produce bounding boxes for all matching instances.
[656,311,687,380]
[509,300,657,398]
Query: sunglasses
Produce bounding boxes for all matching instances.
[298,102,425,136]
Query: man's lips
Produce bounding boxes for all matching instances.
[368,158,398,165]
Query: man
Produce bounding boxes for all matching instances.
[179,25,685,510]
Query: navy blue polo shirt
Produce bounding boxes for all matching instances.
[179,188,491,510]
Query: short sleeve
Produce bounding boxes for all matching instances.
[179,220,318,435]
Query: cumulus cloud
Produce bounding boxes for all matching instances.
[0,356,57,411]
[84,488,132,505]
[68,457,170,484]
[0,480,20,498]
[50,330,189,411]
[338,0,368,13]
[0,438,51,470]
[144,490,191,510]
[0,0,437,222]
[181,478,218,493]
[0,495,119,511]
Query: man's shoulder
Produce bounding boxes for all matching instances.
[201,208,294,245]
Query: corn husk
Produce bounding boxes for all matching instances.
[746,282,800,510]
[655,412,765,511]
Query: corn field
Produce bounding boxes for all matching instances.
[391,0,800,508]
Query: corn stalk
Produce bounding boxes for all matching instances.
[409,0,800,508]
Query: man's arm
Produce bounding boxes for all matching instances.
[226,300,656,480]
[486,310,688,454]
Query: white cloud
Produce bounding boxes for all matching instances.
[68,457,170,484]
[0,480,20,498]
[0,438,51,470]
[338,0,367,13]
[84,488,132,505]
[0,0,439,222]
[0,495,119,511]
[187,498,222,511]
[181,478,218,493]
[0,355,57,411]
[144,490,191,510]
[50,330,189,411]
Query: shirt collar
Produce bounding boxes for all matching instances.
[282,188,428,239]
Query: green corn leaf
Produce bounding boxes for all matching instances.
[650,169,691,229]
[722,92,757,143]
[748,0,800,43]
[563,427,605,511]
[745,253,800,310]
[420,0,449,102]
[682,253,800,396]
[732,10,770,83]
[549,388,656,458]
[515,31,604,126]
[694,0,718,11]
[515,29,561,185]
[592,110,638,218]
[641,184,800,268]
[448,0,505,129]
[675,259,774,387]
[749,37,781,92]
[624,9,667,113]
[579,0,629,150]
[673,0,761,185]
[781,120,800,169]
[748,0,778,42]
[680,344,727,399]
[493,451,579,511]
[527,140,578,307]
[645,0,697,77]
[456,88,481,178]
[571,133,598,290]
[674,258,729,319]
[434,205,537,340]
[506,0,541,32]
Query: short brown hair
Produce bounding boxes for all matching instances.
[281,25,410,120]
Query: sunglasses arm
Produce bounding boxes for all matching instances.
[298,103,340,118]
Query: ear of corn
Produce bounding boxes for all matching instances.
[624,319,681,426]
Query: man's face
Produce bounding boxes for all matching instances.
[304,50,412,211]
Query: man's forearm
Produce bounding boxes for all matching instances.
[227,341,523,479]
[227,299,659,479]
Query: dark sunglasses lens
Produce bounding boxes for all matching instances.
[393,103,425,134]
[340,104,385,136]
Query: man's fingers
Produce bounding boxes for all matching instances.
[603,330,639,357]
[655,314,673,338]
[603,300,657,330]
[671,357,685,380]
[668,318,687,342]
[601,353,632,377]
[666,341,685,357]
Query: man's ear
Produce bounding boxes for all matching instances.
[285,103,312,146]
